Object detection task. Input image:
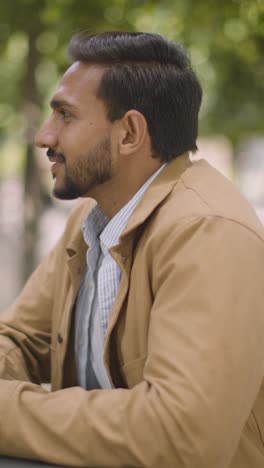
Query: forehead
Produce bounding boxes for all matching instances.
[51,61,105,107]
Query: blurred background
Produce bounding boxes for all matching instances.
[0,0,263,309]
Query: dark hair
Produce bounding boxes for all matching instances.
[68,31,202,162]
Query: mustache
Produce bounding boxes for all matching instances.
[47,148,65,163]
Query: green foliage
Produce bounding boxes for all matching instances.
[132,0,264,141]
[0,0,263,151]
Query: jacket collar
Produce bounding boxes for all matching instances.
[65,152,191,255]
[65,199,96,258]
[121,152,191,239]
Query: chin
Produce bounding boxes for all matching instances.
[53,186,79,200]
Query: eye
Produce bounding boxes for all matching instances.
[60,109,71,120]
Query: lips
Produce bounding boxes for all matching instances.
[47,148,65,164]
[49,156,64,164]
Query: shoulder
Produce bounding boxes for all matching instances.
[154,159,264,242]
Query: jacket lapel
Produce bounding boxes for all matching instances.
[104,153,191,381]
[60,230,88,387]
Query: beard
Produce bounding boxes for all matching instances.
[53,137,112,200]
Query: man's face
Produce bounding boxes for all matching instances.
[35,62,113,200]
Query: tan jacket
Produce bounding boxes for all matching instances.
[0,153,264,467]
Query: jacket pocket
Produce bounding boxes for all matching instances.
[120,355,147,388]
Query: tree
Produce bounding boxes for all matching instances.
[0,0,138,281]
[0,0,263,281]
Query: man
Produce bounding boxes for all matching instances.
[0,31,263,468]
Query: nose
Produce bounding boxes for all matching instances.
[34,119,58,149]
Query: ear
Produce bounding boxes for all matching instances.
[118,110,148,156]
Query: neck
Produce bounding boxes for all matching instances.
[87,159,164,218]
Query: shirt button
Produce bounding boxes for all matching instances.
[57,333,63,344]
[121,255,126,263]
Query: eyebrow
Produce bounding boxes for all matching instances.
[50,99,76,110]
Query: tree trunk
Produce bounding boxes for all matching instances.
[21,25,43,283]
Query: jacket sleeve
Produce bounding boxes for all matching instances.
[0,242,59,384]
[0,216,264,468]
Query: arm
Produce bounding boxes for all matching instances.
[0,243,58,384]
[0,217,263,467]
[0,198,92,384]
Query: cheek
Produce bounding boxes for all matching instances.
[60,120,110,158]
[63,135,89,157]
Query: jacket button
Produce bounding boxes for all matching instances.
[57,333,63,344]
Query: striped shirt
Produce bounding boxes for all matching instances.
[75,164,166,389]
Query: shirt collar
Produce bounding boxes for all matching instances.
[82,206,109,249]
[82,163,166,254]
[100,163,166,253]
